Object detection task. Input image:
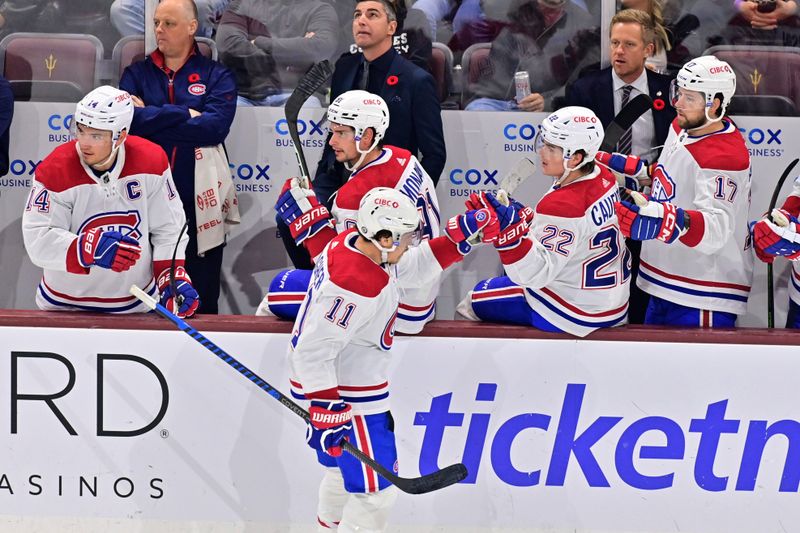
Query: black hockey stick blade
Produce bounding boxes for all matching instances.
[600,93,654,152]
[285,60,334,185]
[129,285,468,494]
[766,157,800,328]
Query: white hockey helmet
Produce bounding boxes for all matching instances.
[671,55,736,122]
[74,85,134,145]
[534,106,604,182]
[357,187,420,262]
[327,90,390,148]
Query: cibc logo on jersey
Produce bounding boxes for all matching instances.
[78,211,143,240]
[649,163,676,202]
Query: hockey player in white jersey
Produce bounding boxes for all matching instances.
[258,90,442,333]
[456,106,630,337]
[614,55,753,327]
[750,176,800,328]
[289,187,496,532]
[22,86,198,317]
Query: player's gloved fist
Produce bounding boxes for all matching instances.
[276,178,333,245]
[306,400,352,457]
[157,266,200,318]
[615,198,686,243]
[750,210,800,261]
[445,208,499,254]
[596,151,651,191]
[78,228,142,272]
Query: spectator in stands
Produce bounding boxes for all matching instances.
[727,0,800,47]
[111,0,231,38]
[676,0,739,59]
[214,0,338,107]
[0,1,60,37]
[565,8,676,324]
[119,0,237,314]
[464,0,598,111]
[0,75,11,178]
[277,0,445,269]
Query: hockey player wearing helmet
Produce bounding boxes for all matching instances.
[21,86,198,316]
[458,106,630,337]
[614,55,753,327]
[262,91,443,333]
[288,186,496,533]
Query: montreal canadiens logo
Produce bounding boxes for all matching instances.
[380,311,397,350]
[188,83,206,96]
[78,211,143,240]
[475,210,487,222]
[649,163,676,202]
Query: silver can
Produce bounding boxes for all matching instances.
[514,71,531,103]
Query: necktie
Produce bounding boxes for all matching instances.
[359,60,370,91]
[617,85,634,155]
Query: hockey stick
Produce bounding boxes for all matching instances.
[285,60,334,187]
[766,157,800,328]
[130,285,468,494]
[600,93,654,152]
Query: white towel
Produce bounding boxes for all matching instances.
[194,145,240,256]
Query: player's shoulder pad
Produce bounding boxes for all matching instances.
[35,141,94,192]
[335,148,411,210]
[685,120,749,172]
[326,229,389,298]
[120,136,170,177]
[536,168,615,218]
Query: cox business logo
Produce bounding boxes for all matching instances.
[229,161,272,193]
[274,118,327,149]
[502,122,539,153]
[447,168,500,198]
[416,383,799,492]
[47,113,74,143]
[738,127,783,158]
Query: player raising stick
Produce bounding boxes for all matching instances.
[614,55,753,327]
[258,90,442,333]
[22,86,198,317]
[457,106,630,337]
[289,186,496,532]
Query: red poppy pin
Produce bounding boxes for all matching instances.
[653,98,666,111]
[188,73,201,83]
[387,75,399,86]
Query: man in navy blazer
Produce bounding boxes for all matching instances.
[566,9,675,160]
[565,9,676,324]
[279,0,446,268]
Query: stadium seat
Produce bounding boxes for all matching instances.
[113,35,219,81]
[0,33,103,102]
[460,42,491,109]
[429,42,454,105]
[703,45,800,114]
[727,94,798,117]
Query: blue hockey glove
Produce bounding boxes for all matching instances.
[306,400,352,457]
[444,208,499,254]
[616,196,686,243]
[596,151,652,191]
[78,228,142,272]
[157,266,200,318]
[275,177,333,245]
[751,209,800,261]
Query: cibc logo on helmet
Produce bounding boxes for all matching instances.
[709,65,732,75]
[375,198,400,208]
[573,116,597,123]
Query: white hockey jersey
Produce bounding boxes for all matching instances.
[638,118,753,315]
[497,166,630,337]
[288,228,458,414]
[778,178,800,306]
[22,137,188,312]
[323,146,441,334]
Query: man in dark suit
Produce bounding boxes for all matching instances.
[279,0,446,268]
[565,8,676,324]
